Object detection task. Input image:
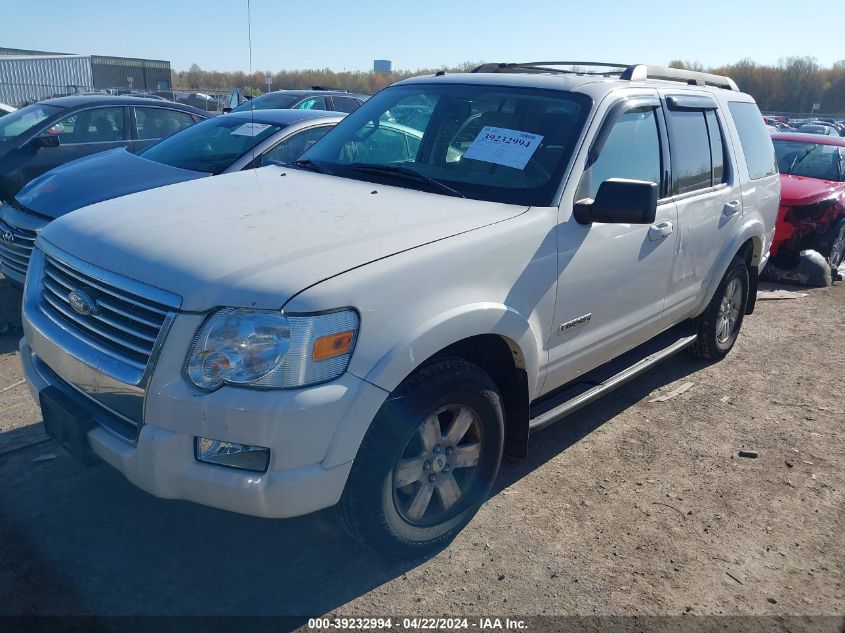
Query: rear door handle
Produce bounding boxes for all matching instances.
[648,221,674,241]
[723,200,741,218]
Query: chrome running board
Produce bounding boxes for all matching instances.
[529,326,698,432]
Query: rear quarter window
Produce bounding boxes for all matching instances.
[728,101,777,180]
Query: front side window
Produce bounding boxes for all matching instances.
[774,140,845,182]
[262,126,333,166]
[728,101,777,180]
[299,83,592,205]
[135,107,195,140]
[139,116,282,174]
[579,107,661,200]
[46,107,126,144]
[0,103,62,141]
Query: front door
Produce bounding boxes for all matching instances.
[542,92,678,395]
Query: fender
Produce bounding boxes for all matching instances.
[362,302,541,394]
[693,217,767,317]
[321,302,541,468]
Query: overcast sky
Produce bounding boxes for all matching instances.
[4,0,844,72]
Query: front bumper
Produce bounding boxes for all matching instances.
[21,335,389,519]
[0,203,45,287]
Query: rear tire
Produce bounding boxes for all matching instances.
[823,219,845,273]
[337,358,504,558]
[689,257,749,361]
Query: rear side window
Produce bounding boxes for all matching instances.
[666,107,730,194]
[332,97,361,113]
[667,110,711,194]
[706,110,727,184]
[135,107,195,140]
[728,101,777,180]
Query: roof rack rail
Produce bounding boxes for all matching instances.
[471,61,740,91]
[471,61,630,75]
[619,65,739,91]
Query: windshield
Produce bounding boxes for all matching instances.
[231,93,299,113]
[299,83,591,205]
[0,103,62,141]
[139,116,283,174]
[774,140,845,181]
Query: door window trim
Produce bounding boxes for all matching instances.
[662,96,733,197]
[579,95,670,202]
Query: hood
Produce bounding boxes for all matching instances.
[40,167,528,311]
[16,148,209,218]
[779,174,845,207]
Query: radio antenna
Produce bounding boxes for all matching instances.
[247,0,256,160]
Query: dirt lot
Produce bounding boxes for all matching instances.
[0,271,842,623]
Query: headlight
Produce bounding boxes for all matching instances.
[186,308,359,390]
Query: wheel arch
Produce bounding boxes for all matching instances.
[323,303,540,467]
[695,223,766,317]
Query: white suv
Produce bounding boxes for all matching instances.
[20,62,779,557]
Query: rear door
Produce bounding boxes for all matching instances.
[18,105,130,187]
[659,93,741,323]
[724,100,780,257]
[131,107,197,152]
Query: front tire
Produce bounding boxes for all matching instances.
[338,358,504,558]
[689,256,749,361]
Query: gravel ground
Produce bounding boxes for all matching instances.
[0,271,842,624]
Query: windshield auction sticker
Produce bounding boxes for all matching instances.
[463,126,544,170]
[231,122,272,137]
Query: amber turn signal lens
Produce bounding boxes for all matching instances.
[312,330,355,361]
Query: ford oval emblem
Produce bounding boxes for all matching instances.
[68,290,97,316]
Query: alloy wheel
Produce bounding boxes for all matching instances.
[717,277,743,344]
[392,405,483,526]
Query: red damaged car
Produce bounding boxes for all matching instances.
[771,133,845,275]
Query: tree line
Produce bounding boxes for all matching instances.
[671,57,844,114]
[174,62,482,98]
[174,57,845,114]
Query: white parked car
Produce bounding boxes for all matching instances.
[20,62,779,557]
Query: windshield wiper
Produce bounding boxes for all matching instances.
[787,145,819,175]
[348,163,465,198]
[291,159,331,174]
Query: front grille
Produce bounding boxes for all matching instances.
[0,219,37,279]
[40,254,172,371]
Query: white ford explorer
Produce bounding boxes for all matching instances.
[20,62,779,557]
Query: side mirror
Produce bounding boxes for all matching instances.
[573,178,658,225]
[222,107,233,114]
[32,134,60,149]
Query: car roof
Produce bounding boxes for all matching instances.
[258,89,368,98]
[771,132,845,146]
[40,94,208,115]
[226,109,344,125]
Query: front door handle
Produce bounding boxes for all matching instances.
[648,221,674,241]
[723,200,741,218]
